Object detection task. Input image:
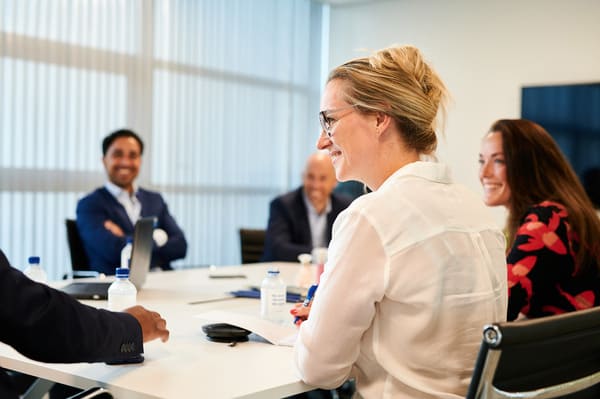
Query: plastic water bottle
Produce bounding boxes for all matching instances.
[23,256,47,284]
[260,268,287,324]
[108,268,137,311]
[120,237,133,269]
[296,253,313,288]
[312,247,328,283]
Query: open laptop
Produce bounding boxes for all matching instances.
[60,217,155,300]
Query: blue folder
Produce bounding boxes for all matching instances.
[229,289,303,303]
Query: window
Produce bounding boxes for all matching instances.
[0,0,324,278]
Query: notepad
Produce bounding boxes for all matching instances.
[229,289,303,303]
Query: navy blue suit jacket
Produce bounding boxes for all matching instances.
[76,187,187,275]
[261,187,353,262]
[0,250,142,399]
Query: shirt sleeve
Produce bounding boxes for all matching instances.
[0,251,143,364]
[76,195,127,274]
[152,197,187,267]
[506,203,572,320]
[294,208,386,389]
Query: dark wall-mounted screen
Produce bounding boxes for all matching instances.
[521,83,600,201]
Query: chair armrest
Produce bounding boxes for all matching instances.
[67,387,113,399]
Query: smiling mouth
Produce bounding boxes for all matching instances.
[482,184,504,197]
[482,181,501,188]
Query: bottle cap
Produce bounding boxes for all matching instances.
[125,236,133,244]
[267,268,280,275]
[115,267,130,278]
[297,253,312,265]
[28,256,41,264]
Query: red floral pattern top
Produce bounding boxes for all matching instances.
[507,201,600,320]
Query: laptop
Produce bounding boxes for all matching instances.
[60,217,155,300]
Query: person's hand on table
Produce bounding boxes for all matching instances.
[291,284,318,327]
[125,305,170,342]
[290,301,312,327]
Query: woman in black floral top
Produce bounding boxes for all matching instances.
[479,119,600,320]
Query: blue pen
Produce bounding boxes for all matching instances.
[294,284,318,324]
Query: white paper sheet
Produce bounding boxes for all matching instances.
[195,310,298,346]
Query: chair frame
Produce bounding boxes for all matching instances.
[467,307,600,399]
[65,219,98,278]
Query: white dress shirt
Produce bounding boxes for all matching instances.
[104,181,141,226]
[294,161,507,399]
[303,192,332,249]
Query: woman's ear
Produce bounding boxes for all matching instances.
[375,112,392,134]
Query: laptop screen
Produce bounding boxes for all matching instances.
[60,216,155,299]
[128,216,155,290]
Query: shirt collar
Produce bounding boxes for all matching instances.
[302,191,332,216]
[104,181,139,199]
[378,160,453,191]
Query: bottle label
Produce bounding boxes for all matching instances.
[108,294,137,311]
[108,280,137,311]
[24,266,48,284]
[260,286,286,323]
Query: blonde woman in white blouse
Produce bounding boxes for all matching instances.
[292,45,508,399]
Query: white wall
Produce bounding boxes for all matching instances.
[328,0,600,225]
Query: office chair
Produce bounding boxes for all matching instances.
[239,228,266,264]
[21,380,112,399]
[67,387,113,398]
[64,219,98,278]
[466,306,600,399]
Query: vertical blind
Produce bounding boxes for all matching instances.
[0,0,324,279]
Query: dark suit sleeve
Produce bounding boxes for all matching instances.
[0,251,143,363]
[152,196,187,268]
[76,193,128,275]
[262,197,313,262]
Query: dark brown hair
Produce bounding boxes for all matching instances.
[102,129,144,156]
[491,119,600,276]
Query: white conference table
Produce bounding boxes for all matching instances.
[0,262,316,399]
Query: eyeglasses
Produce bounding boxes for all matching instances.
[319,105,356,137]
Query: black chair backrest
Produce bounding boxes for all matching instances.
[466,307,600,399]
[65,219,91,272]
[239,228,266,264]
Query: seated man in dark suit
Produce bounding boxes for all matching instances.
[77,129,187,275]
[261,152,353,262]
[0,249,169,399]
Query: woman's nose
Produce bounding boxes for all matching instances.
[479,161,490,179]
[316,132,330,150]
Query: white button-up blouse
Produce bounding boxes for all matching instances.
[294,161,507,399]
